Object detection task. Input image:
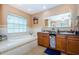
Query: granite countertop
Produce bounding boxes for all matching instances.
[56,31,79,36]
[58,32,75,35]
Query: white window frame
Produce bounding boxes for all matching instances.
[7,13,27,33]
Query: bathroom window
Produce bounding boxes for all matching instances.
[7,14,27,33]
[48,12,71,28]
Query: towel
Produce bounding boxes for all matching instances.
[50,35,55,48]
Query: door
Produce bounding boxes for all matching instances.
[42,36,50,47]
[67,36,79,54]
[56,35,66,52]
[37,32,50,48]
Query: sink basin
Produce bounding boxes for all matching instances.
[59,32,75,35]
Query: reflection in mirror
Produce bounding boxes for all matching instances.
[44,12,72,28]
[45,19,48,26]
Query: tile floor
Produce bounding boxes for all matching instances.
[26,46,47,55]
[25,46,66,55]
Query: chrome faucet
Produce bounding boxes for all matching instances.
[0,35,7,41]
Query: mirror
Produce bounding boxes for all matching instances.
[44,12,72,28]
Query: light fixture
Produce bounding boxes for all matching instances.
[27,8,33,11]
[33,17,38,24]
[43,6,47,9]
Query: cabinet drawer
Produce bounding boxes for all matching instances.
[67,36,79,38]
[38,36,49,39]
[67,37,79,41]
[38,32,49,36]
[56,35,66,38]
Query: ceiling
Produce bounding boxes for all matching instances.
[9,4,60,15]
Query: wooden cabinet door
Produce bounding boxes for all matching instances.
[37,32,50,48]
[42,36,50,47]
[56,35,66,52]
[67,37,79,54]
[38,37,43,45]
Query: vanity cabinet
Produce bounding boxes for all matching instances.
[37,32,50,48]
[38,32,79,54]
[56,35,79,55]
[56,35,66,52]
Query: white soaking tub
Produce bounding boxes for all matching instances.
[0,35,37,55]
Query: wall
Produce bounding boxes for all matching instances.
[1,4,32,27]
[0,4,78,35]
[0,5,2,25]
[31,4,78,33]
[0,4,32,35]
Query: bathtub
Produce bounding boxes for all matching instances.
[0,35,37,55]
